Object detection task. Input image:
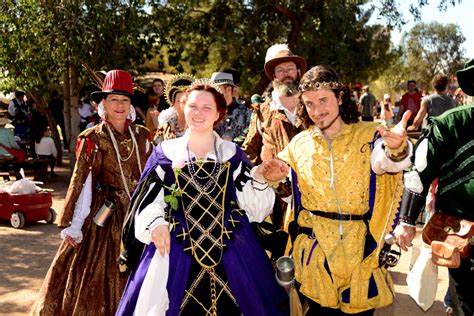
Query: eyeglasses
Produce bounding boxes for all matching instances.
[275,67,297,76]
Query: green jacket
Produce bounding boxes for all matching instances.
[414,104,474,220]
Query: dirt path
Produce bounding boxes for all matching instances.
[0,161,69,316]
[0,159,449,315]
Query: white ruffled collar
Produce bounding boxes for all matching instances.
[158,107,177,127]
[161,131,237,164]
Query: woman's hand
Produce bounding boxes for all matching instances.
[256,159,289,183]
[61,227,83,247]
[151,224,170,256]
[377,110,411,149]
[64,235,78,247]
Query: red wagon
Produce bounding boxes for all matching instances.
[0,191,56,228]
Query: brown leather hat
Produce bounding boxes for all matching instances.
[264,44,307,80]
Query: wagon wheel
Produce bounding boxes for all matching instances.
[11,212,26,229]
[46,208,57,224]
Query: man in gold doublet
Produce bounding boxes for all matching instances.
[261,66,414,315]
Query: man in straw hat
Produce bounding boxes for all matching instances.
[243,43,306,164]
[394,59,474,316]
[242,43,307,261]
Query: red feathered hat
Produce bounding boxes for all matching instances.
[91,70,134,103]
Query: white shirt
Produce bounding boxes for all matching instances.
[270,90,297,125]
[78,103,93,122]
[35,137,57,157]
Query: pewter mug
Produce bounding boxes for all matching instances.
[276,256,295,287]
[93,199,116,227]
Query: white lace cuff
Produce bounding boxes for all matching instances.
[60,227,83,243]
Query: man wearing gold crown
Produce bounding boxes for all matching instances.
[258,65,413,315]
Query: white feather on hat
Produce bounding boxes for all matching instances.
[265,44,291,63]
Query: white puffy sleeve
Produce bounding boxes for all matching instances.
[371,138,413,174]
[60,172,92,243]
[234,163,275,223]
[134,166,169,244]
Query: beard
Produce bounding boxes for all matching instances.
[315,113,340,131]
[274,77,300,96]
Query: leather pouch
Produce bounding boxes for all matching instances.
[422,213,474,267]
[430,240,461,268]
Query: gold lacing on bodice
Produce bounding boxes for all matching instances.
[170,161,244,315]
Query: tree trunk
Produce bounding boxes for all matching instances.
[63,66,71,149]
[68,64,81,170]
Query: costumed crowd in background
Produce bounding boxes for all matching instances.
[1,43,473,316]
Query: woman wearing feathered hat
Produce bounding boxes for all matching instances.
[32,70,151,315]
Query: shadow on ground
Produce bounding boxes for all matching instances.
[0,156,70,315]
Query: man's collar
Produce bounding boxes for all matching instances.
[309,121,350,140]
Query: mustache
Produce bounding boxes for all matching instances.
[315,113,340,131]
[274,78,300,96]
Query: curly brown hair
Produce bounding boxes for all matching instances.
[431,73,449,92]
[296,65,360,129]
[182,84,227,128]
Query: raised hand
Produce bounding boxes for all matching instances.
[377,110,412,149]
[255,159,289,183]
[151,224,170,256]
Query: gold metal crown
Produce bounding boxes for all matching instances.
[191,78,224,95]
[164,73,195,106]
[299,81,343,92]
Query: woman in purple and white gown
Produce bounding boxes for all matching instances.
[117,82,289,316]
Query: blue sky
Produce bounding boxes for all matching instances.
[369,1,474,58]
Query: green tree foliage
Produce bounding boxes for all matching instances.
[0,0,465,128]
[400,22,465,90]
[0,0,156,159]
[146,1,398,93]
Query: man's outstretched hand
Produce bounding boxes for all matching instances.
[377,110,412,149]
